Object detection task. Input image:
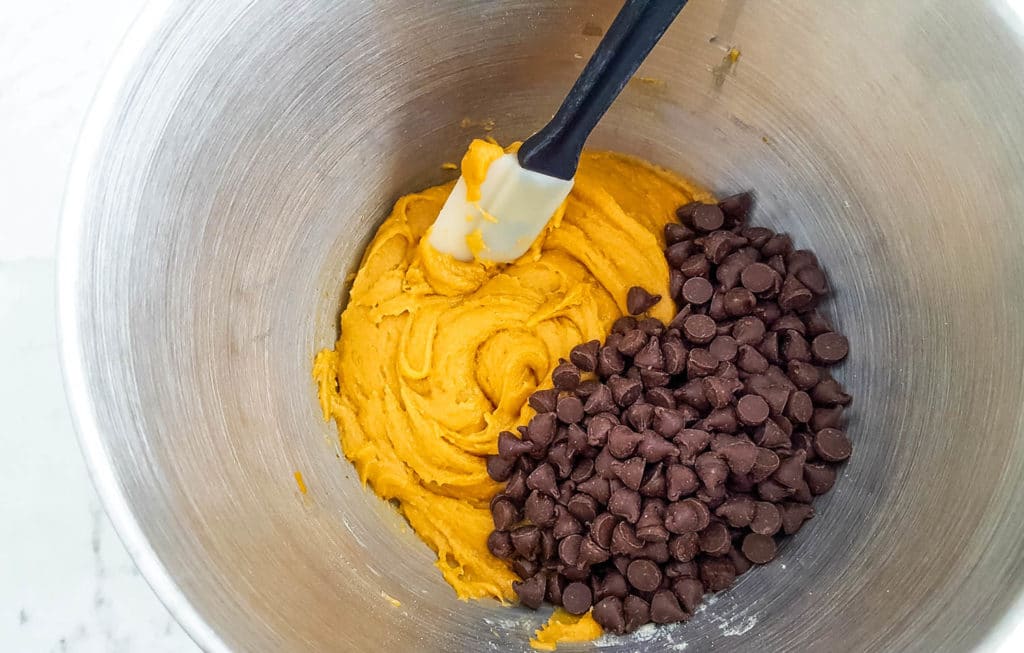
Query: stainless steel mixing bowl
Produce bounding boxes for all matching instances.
[59,0,1024,651]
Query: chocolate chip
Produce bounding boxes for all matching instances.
[781,330,812,363]
[577,475,611,504]
[650,590,688,623]
[570,340,600,372]
[664,532,699,562]
[635,431,677,463]
[665,498,710,533]
[611,457,646,491]
[486,455,515,482]
[591,513,618,548]
[634,338,665,369]
[674,428,712,457]
[720,440,758,475]
[567,493,599,522]
[514,573,546,609]
[772,314,806,335]
[627,286,662,315]
[624,595,651,632]
[643,388,673,410]
[528,413,561,450]
[511,525,542,559]
[814,428,852,462]
[611,521,645,556]
[804,462,837,494]
[640,367,671,388]
[779,501,815,534]
[595,570,629,602]
[666,241,695,268]
[558,533,583,567]
[779,275,814,312]
[555,396,584,424]
[670,578,703,614]
[639,464,668,499]
[617,329,647,356]
[741,533,777,564]
[787,360,820,390]
[608,375,643,407]
[708,291,727,320]
[607,425,643,459]
[755,301,782,325]
[682,314,716,345]
[698,521,731,556]
[487,530,514,558]
[561,582,593,615]
[650,408,684,438]
[739,262,776,294]
[786,390,814,423]
[529,389,559,414]
[736,394,770,426]
[700,230,740,263]
[773,450,807,488]
[565,425,589,454]
[512,558,539,579]
[553,507,583,539]
[597,346,626,377]
[525,490,557,526]
[609,487,642,523]
[804,310,833,337]
[812,377,852,405]
[504,468,528,502]
[720,192,754,219]
[695,452,729,490]
[723,288,757,317]
[690,204,725,232]
[716,496,756,528]
[701,376,738,409]
[552,361,582,391]
[811,406,845,432]
[740,225,772,248]
[665,222,694,245]
[594,449,617,479]
[679,253,712,277]
[709,335,739,362]
[687,348,719,377]
[583,385,615,416]
[757,478,793,502]
[750,502,782,536]
[498,431,534,459]
[700,557,737,592]
[715,252,749,290]
[527,463,559,497]
[796,265,829,295]
[593,596,626,633]
[681,276,714,305]
[659,463,698,501]
[812,332,849,364]
[625,559,662,592]
[612,316,638,334]
[732,316,766,345]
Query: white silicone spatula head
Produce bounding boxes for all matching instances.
[428,0,689,263]
[427,153,574,262]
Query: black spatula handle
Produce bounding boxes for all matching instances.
[518,0,689,180]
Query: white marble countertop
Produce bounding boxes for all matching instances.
[0,2,200,651]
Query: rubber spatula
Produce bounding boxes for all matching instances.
[429,0,689,262]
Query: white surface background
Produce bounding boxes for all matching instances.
[1,1,201,651]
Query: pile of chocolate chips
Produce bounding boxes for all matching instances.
[485,194,853,634]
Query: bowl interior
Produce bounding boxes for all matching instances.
[61,1,1024,651]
